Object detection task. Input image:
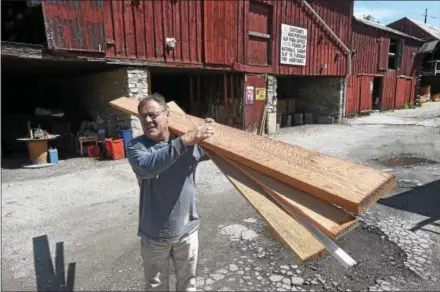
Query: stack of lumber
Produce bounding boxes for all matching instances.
[110,97,396,266]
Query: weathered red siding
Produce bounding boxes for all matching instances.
[41,0,353,76]
[346,20,422,115]
[41,1,106,52]
[204,0,239,65]
[387,18,434,41]
[103,0,203,63]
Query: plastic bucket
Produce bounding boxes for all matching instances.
[105,138,125,160]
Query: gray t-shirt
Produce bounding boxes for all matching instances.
[127,134,208,243]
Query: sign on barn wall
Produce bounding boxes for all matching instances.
[280,24,308,66]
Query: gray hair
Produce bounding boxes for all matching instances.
[137,93,168,113]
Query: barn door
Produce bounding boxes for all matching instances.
[395,78,407,109]
[203,1,237,64]
[359,76,374,112]
[243,74,266,133]
[42,0,106,53]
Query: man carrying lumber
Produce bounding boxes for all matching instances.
[126,93,215,291]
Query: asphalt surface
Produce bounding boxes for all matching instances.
[2,102,440,291]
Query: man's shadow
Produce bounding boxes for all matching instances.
[33,235,76,291]
[378,179,440,234]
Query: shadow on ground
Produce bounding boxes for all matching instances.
[33,235,76,291]
[378,179,440,234]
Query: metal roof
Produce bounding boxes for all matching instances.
[419,39,440,54]
[407,18,440,40]
[354,16,422,41]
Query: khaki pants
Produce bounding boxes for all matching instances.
[141,231,199,291]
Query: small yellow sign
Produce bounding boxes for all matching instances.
[255,88,266,101]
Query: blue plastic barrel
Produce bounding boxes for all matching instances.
[118,129,133,156]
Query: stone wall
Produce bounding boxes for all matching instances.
[70,67,149,138]
[266,75,278,134]
[279,76,345,121]
[125,68,149,137]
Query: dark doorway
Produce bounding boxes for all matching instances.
[150,71,191,114]
[372,77,382,110]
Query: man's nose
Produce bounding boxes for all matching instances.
[145,115,153,122]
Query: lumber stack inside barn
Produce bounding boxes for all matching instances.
[110,97,397,265]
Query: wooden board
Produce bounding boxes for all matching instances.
[209,152,326,262]
[169,100,357,239]
[224,158,358,239]
[109,97,397,214]
[169,101,325,261]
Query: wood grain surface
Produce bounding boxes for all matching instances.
[209,152,326,262]
[109,97,397,214]
[168,101,325,261]
[224,157,358,239]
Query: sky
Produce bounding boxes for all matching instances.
[354,1,440,27]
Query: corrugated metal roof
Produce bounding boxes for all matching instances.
[419,40,440,54]
[354,16,422,41]
[407,18,440,40]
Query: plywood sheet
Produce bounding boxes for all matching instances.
[209,152,326,262]
[224,158,358,239]
[109,97,397,214]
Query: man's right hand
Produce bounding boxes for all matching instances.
[181,124,215,146]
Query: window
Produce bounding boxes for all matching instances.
[388,38,404,70]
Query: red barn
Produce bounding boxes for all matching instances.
[387,17,440,41]
[2,0,356,157]
[387,17,440,102]
[345,16,423,116]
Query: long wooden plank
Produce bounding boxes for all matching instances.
[109,97,396,214]
[168,101,357,239]
[224,158,358,239]
[209,153,326,262]
[168,102,325,261]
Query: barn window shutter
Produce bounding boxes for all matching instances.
[378,37,390,71]
[396,39,404,70]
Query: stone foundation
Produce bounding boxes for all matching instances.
[72,67,149,138]
[266,75,278,134]
[126,68,149,138]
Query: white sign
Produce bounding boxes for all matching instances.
[280,24,308,66]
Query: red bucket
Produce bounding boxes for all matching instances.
[105,138,125,160]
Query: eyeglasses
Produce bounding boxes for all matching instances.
[140,109,166,120]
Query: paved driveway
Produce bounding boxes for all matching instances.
[2,103,440,291]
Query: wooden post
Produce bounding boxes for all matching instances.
[224,74,228,110]
[196,75,201,116]
[189,76,193,114]
[147,71,152,94]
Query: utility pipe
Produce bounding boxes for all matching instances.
[301,0,353,119]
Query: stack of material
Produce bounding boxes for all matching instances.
[110,97,397,267]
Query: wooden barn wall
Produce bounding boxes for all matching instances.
[42,0,354,76]
[41,1,106,52]
[346,21,421,115]
[99,0,352,76]
[204,0,242,65]
[351,22,420,76]
[387,19,433,40]
[103,0,203,64]
[270,0,351,76]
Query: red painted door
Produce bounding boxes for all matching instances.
[41,1,106,53]
[359,76,374,112]
[243,74,266,133]
[395,79,406,109]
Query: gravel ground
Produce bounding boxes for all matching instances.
[2,102,440,291]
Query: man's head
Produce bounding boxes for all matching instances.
[137,93,170,141]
